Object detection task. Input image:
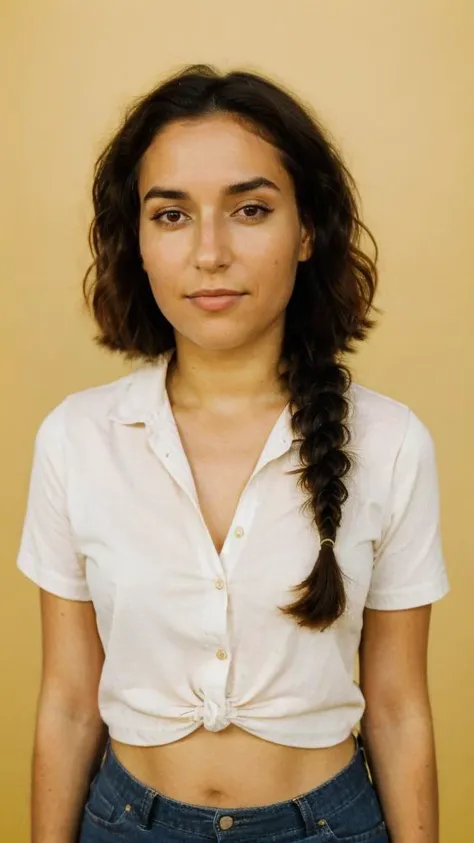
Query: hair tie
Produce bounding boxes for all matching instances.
[320,538,335,547]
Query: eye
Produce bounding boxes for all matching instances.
[150,209,188,226]
[235,203,273,222]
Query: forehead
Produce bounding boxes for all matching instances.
[137,114,291,195]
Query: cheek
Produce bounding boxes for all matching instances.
[138,244,178,317]
[264,268,296,313]
[250,220,301,273]
[140,231,184,304]
[140,228,177,273]
[254,246,298,309]
[146,273,181,326]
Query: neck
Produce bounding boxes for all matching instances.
[167,331,289,415]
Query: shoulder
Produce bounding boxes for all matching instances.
[34,368,141,444]
[64,370,135,418]
[349,381,410,430]
[348,381,435,469]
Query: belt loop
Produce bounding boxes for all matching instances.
[357,731,373,785]
[292,795,318,834]
[138,788,157,831]
[100,737,110,769]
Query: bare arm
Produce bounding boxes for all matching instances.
[359,604,439,843]
[31,590,108,843]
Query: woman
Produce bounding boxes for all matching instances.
[17,64,449,843]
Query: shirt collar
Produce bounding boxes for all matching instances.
[106,349,174,426]
[106,347,296,457]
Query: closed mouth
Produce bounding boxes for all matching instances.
[188,291,244,298]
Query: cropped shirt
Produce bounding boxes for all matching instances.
[16,350,450,747]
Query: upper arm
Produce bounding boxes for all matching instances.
[15,400,103,715]
[359,410,448,720]
[365,409,449,612]
[359,605,432,720]
[39,589,104,720]
[16,401,91,601]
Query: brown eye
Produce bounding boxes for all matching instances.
[151,210,187,226]
[236,204,273,221]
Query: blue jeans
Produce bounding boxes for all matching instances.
[78,734,389,842]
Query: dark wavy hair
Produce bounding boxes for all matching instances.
[83,63,382,631]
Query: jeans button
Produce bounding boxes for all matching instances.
[219,815,234,830]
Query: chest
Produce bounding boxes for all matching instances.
[171,407,288,555]
[71,404,381,626]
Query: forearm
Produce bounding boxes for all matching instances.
[31,704,108,843]
[361,710,439,843]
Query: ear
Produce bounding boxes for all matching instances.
[298,223,314,262]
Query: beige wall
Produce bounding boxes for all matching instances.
[2,1,472,840]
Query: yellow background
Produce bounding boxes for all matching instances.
[2,1,472,840]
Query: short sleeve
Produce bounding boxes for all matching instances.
[16,400,91,601]
[365,409,450,610]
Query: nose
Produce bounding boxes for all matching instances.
[193,214,232,273]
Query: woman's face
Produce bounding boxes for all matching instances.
[138,113,313,353]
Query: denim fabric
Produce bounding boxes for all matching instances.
[78,734,389,842]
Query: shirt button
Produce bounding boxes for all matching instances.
[214,578,225,590]
[216,649,228,660]
[234,526,244,538]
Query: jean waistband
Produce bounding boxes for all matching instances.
[98,733,370,838]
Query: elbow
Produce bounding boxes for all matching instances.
[37,681,103,730]
[361,694,434,733]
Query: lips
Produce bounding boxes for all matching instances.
[187,292,246,312]
[188,290,241,298]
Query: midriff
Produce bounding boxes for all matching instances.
[111,725,357,808]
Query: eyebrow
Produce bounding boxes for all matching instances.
[143,176,281,203]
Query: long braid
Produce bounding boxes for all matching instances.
[278,350,357,630]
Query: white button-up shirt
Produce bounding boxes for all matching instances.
[16,350,450,747]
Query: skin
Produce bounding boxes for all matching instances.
[34,115,438,840]
[138,113,313,414]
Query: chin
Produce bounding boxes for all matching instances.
[195,338,249,353]
[182,328,255,353]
